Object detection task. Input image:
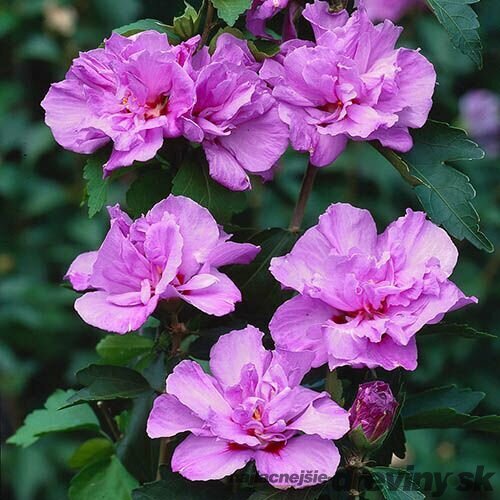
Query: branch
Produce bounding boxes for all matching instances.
[199,1,215,48]
[97,401,121,441]
[289,162,318,232]
[156,437,170,480]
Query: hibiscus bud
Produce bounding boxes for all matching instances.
[348,381,398,449]
[172,3,201,40]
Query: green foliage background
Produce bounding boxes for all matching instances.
[0,0,499,498]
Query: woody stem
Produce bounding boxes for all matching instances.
[199,1,215,48]
[289,162,318,233]
[156,309,184,479]
[156,437,170,480]
[97,401,121,442]
[350,467,361,499]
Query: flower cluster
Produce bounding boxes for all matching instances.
[147,326,350,489]
[65,195,260,333]
[65,197,476,488]
[47,0,479,492]
[43,2,436,188]
[42,31,288,190]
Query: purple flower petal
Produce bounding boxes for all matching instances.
[172,435,255,481]
[208,241,261,268]
[287,396,350,440]
[74,291,158,334]
[177,270,241,316]
[254,435,341,489]
[166,360,231,419]
[318,203,378,254]
[209,326,271,387]
[269,296,333,368]
[203,140,252,191]
[147,394,207,438]
[65,251,97,291]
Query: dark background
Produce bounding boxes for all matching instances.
[1,0,499,498]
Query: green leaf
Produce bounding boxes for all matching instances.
[117,393,160,483]
[208,27,279,61]
[126,167,172,217]
[404,385,484,418]
[463,415,500,433]
[69,438,114,469]
[65,365,151,406]
[426,0,482,68]
[227,228,298,320]
[212,0,252,26]
[96,335,155,366]
[375,121,493,252]
[69,456,138,500]
[132,474,229,499]
[420,322,497,340]
[402,385,490,430]
[171,160,246,222]
[113,19,180,42]
[368,467,425,500]
[172,2,202,39]
[403,390,500,431]
[83,156,108,218]
[248,39,281,62]
[325,370,344,406]
[7,389,100,448]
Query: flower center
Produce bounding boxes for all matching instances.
[144,94,169,119]
[121,93,169,119]
[252,407,262,421]
[320,100,343,114]
[331,299,388,324]
[264,441,285,455]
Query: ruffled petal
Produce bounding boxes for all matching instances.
[317,203,378,255]
[208,241,260,268]
[203,140,251,191]
[287,396,350,440]
[147,394,207,438]
[254,434,341,490]
[172,435,254,481]
[209,326,270,387]
[269,295,333,367]
[166,360,231,419]
[149,195,220,276]
[178,270,241,316]
[65,251,98,291]
[74,291,157,334]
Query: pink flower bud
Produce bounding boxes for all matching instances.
[349,381,398,443]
